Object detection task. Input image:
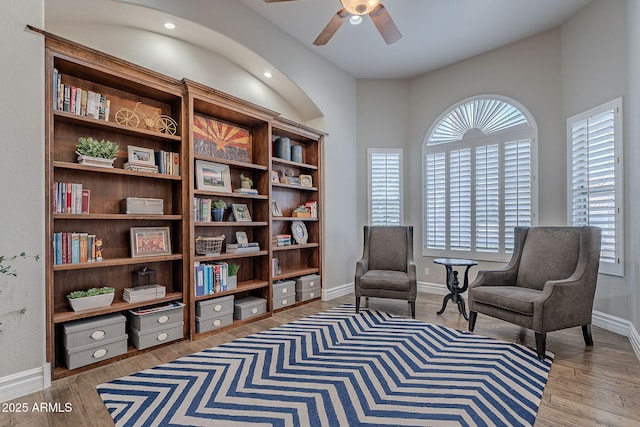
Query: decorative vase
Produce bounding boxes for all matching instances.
[68,292,115,312]
[76,153,116,168]
[290,144,302,163]
[227,275,237,290]
[274,137,291,160]
[212,208,225,221]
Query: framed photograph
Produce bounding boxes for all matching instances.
[196,160,232,193]
[235,231,248,244]
[232,203,252,222]
[130,227,171,258]
[271,200,282,217]
[271,170,280,183]
[128,145,155,166]
[291,221,308,245]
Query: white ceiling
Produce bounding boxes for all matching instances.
[239,0,592,79]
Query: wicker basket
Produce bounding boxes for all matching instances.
[195,235,225,256]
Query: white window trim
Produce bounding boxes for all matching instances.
[368,148,403,226]
[567,97,624,277]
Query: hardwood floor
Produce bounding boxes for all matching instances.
[3,292,640,426]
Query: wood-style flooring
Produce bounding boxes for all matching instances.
[3,292,640,426]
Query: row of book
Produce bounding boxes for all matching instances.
[53,182,90,214]
[273,234,292,246]
[155,150,180,175]
[52,232,103,265]
[194,197,215,222]
[226,242,260,254]
[194,262,230,296]
[53,68,111,120]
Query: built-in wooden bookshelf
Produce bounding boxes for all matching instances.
[43,32,187,379]
[40,29,325,379]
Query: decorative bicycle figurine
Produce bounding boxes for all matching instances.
[115,102,178,135]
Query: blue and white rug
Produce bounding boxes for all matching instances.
[97,305,553,426]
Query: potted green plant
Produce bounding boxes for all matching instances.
[211,199,227,221]
[227,264,239,290]
[67,286,116,312]
[76,136,119,168]
[239,173,253,189]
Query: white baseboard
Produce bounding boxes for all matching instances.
[593,310,640,361]
[0,363,50,403]
[323,282,353,300]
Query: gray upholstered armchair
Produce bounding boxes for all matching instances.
[355,226,417,318]
[468,226,601,359]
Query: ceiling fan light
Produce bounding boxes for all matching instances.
[340,0,380,16]
[349,15,363,25]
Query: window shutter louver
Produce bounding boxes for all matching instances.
[425,152,447,249]
[504,139,532,251]
[475,145,500,253]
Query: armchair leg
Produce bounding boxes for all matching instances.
[535,332,546,360]
[409,301,415,319]
[355,296,361,313]
[582,324,594,346]
[468,311,477,332]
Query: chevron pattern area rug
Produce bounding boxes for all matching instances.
[97,305,553,426]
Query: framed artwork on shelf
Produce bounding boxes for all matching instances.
[130,227,171,258]
[127,145,155,166]
[291,221,308,245]
[232,203,252,222]
[271,200,282,217]
[193,114,252,163]
[236,231,248,244]
[271,170,280,183]
[195,160,232,193]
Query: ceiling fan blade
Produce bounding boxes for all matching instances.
[313,8,349,46]
[369,3,402,45]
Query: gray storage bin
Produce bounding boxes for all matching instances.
[65,334,128,370]
[128,302,184,331]
[296,288,319,302]
[234,296,267,320]
[120,197,163,214]
[196,295,234,318]
[196,312,233,333]
[129,322,184,350]
[295,274,321,292]
[273,280,295,299]
[63,313,126,350]
[273,294,295,309]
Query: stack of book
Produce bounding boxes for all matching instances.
[233,188,259,195]
[273,234,291,247]
[123,284,166,303]
[226,242,260,253]
[123,162,159,173]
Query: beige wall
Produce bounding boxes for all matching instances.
[0,1,45,382]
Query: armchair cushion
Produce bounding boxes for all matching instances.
[359,270,412,291]
[470,285,541,316]
[516,227,582,290]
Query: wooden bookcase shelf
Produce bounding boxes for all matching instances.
[41,30,325,379]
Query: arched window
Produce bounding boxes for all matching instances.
[423,95,538,260]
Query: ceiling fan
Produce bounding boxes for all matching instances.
[263,0,402,46]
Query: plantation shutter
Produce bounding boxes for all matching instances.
[369,149,402,226]
[504,139,532,251]
[425,152,446,249]
[449,149,471,251]
[569,99,622,276]
[475,144,500,253]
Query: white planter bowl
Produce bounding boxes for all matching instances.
[68,292,115,312]
[76,153,116,168]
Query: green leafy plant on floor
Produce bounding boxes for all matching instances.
[67,286,116,299]
[0,252,39,333]
[76,136,119,159]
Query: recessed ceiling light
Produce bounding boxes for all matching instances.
[263,71,272,78]
[164,22,176,30]
[349,15,363,25]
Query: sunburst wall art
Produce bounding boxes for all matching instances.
[193,114,252,162]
